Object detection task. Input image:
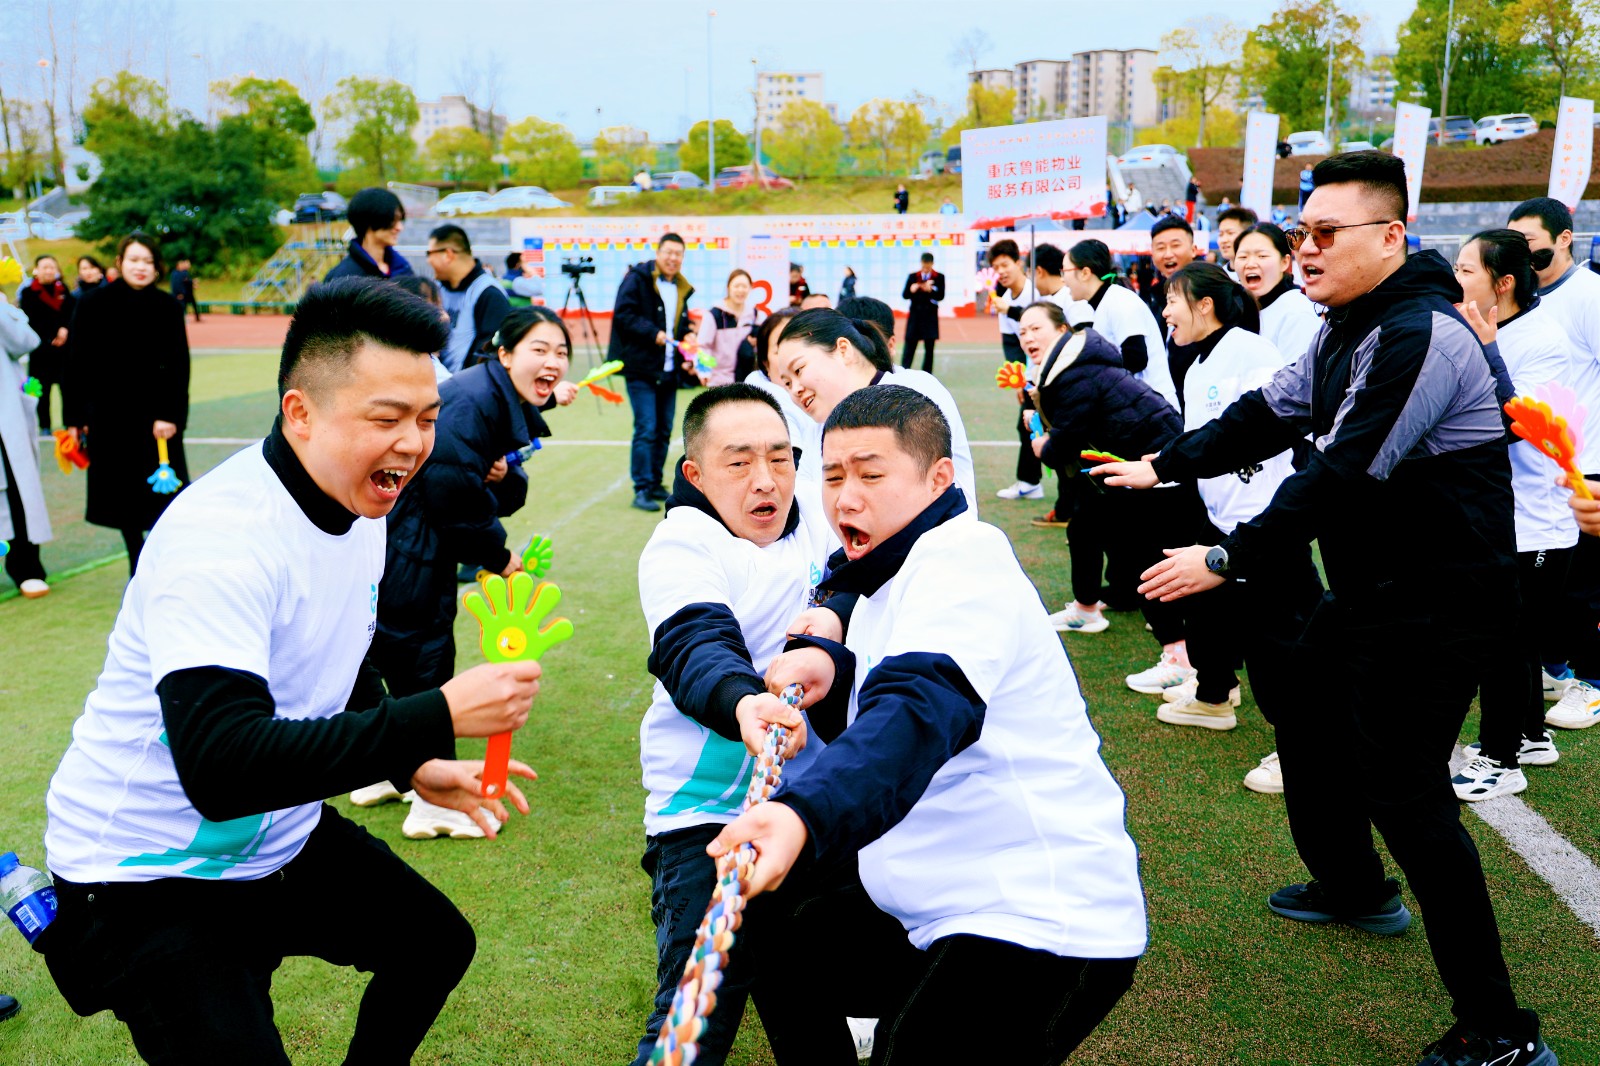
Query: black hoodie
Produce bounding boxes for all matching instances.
[1154,250,1515,607]
[1031,327,1184,474]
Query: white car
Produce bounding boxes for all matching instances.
[588,185,640,206]
[480,186,570,212]
[1338,140,1376,152]
[1476,114,1538,146]
[1286,131,1331,156]
[1118,144,1183,167]
[435,191,493,216]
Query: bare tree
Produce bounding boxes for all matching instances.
[39,0,64,191]
[1159,15,1246,146]
[948,29,993,74]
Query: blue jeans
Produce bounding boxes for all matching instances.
[630,824,753,1066]
[627,377,677,493]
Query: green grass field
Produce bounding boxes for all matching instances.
[1,345,1598,1065]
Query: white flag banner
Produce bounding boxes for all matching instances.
[1391,102,1431,223]
[1549,96,1595,210]
[1240,112,1280,218]
[961,116,1108,229]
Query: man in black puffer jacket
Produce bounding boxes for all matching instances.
[610,233,693,511]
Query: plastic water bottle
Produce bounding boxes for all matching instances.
[0,851,58,945]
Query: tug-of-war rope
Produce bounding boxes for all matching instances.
[648,682,802,1065]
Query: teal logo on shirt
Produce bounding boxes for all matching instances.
[370,583,378,614]
[1207,384,1219,400]
[809,561,823,585]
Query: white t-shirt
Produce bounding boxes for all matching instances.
[846,517,1147,959]
[637,494,835,836]
[1257,287,1323,366]
[45,444,386,882]
[1534,264,1600,472]
[1499,306,1581,551]
[1182,327,1297,534]
[1091,282,1179,410]
[997,279,1035,337]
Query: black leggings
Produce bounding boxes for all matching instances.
[745,875,1136,1066]
[2,444,46,585]
[900,338,935,374]
[1092,484,1197,646]
[1475,545,1572,763]
[122,527,146,577]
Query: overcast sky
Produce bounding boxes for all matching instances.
[14,0,1419,139]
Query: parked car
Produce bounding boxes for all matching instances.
[1338,140,1377,152]
[1285,131,1332,156]
[917,150,946,176]
[291,191,348,223]
[712,165,795,190]
[650,170,705,190]
[1428,116,1475,144]
[434,191,493,216]
[479,186,571,211]
[1475,113,1538,146]
[945,145,962,175]
[0,211,72,240]
[589,185,642,206]
[1118,144,1184,167]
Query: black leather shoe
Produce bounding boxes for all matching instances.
[632,490,662,512]
[0,994,19,1022]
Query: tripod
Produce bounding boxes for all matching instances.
[558,271,604,373]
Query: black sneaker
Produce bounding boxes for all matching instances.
[648,485,670,502]
[632,490,662,512]
[1416,1009,1556,1065]
[1267,878,1412,935]
[0,994,17,1022]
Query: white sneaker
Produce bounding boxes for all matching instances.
[19,578,49,599]
[1048,602,1109,633]
[1155,692,1237,730]
[402,797,488,839]
[846,1018,876,1060]
[350,781,404,807]
[1545,678,1600,730]
[995,480,1044,500]
[1125,654,1195,695]
[1460,735,1560,766]
[1243,751,1283,794]
[1542,668,1574,702]
[1450,755,1528,802]
[1162,678,1241,706]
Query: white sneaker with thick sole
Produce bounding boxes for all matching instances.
[1545,678,1600,730]
[19,579,49,599]
[1155,693,1237,730]
[995,480,1044,500]
[1048,602,1109,633]
[1243,751,1283,794]
[1450,755,1528,802]
[1162,679,1241,706]
[1125,655,1195,695]
[1461,735,1560,766]
[402,798,487,839]
[1542,668,1574,702]
[846,1018,876,1060]
[350,781,405,807]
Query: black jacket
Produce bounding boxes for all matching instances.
[608,260,693,384]
[901,270,944,341]
[376,359,548,645]
[18,279,75,377]
[1153,250,1515,608]
[1032,328,1183,474]
[324,240,414,282]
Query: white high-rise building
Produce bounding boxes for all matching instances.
[756,72,835,127]
[411,95,508,150]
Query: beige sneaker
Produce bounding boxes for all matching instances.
[19,578,49,599]
[349,781,404,807]
[1162,679,1241,706]
[1243,751,1283,793]
[402,798,488,839]
[1155,693,1237,730]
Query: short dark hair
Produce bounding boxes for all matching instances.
[77,255,104,272]
[391,274,441,306]
[1150,215,1194,241]
[1033,243,1065,276]
[1022,300,1068,330]
[987,239,1021,265]
[1217,206,1259,228]
[919,252,935,264]
[837,295,894,355]
[822,384,951,474]
[1469,229,1551,311]
[116,232,165,279]
[683,382,786,460]
[278,277,450,399]
[34,253,58,267]
[347,187,405,240]
[659,232,685,249]
[496,305,573,354]
[429,223,471,254]
[504,252,523,275]
[1311,150,1408,224]
[782,307,892,372]
[1508,196,1575,242]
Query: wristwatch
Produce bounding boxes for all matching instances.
[1204,545,1230,575]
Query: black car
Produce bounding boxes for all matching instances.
[291,192,348,223]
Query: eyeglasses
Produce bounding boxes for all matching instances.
[1284,220,1396,251]
[424,247,450,258]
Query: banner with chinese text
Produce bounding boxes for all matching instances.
[1240,112,1280,218]
[961,116,1108,229]
[1391,103,1430,223]
[1549,97,1595,210]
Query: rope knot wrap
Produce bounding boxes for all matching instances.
[648,683,803,1065]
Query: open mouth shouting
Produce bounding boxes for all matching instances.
[749,499,780,524]
[531,368,561,400]
[1239,265,1265,293]
[838,521,873,558]
[1301,263,1324,290]
[368,465,411,502]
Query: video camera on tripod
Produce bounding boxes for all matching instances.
[561,256,596,278]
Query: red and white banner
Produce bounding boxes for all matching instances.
[1391,102,1430,223]
[961,116,1108,229]
[1240,111,1280,218]
[741,235,788,318]
[1548,96,1595,210]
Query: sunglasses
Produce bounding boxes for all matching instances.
[1284,220,1396,251]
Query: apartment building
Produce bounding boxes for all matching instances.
[411,94,509,149]
[756,72,836,127]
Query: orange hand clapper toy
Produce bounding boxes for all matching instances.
[1505,382,1593,501]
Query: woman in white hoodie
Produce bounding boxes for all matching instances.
[1234,223,1323,365]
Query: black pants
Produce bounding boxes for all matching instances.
[1562,507,1600,680]
[34,359,63,432]
[1095,484,1196,646]
[1184,521,1322,710]
[121,527,147,577]
[38,806,475,1065]
[745,874,1136,1066]
[1000,334,1042,486]
[2,443,46,585]
[629,825,753,1066]
[1278,593,1520,1028]
[900,337,935,374]
[371,631,458,760]
[1477,546,1572,763]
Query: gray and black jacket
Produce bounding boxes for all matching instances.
[1152,249,1516,608]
